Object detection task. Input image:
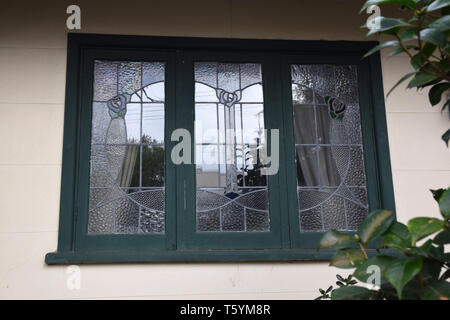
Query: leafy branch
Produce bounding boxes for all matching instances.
[361,0,450,146]
[316,187,450,300]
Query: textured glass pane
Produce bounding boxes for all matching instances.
[92,103,110,144]
[194,62,269,232]
[298,188,334,211]
[89,161,114,188]
[291,64,367,232]
[88,61,166,234]
[346,201,369,230]
[299,207,322,232]
[197,210,221,232]
[345,147,366,186]
[222,203,245,231]
[118,62,141,94]
[195,63,217,87]
[88,202,115,234]
[143,62,165,87]
[322,196,346,230]
[141,209,165,233]
[94,61,117,101]
[116,197,140,233]
[247,210,270,232]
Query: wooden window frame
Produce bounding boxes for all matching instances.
[45,33,395,264]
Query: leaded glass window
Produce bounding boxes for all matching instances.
[48,35,395,264]
[88,60,166,234]
[291,65,368,232]
[194,63,270,232]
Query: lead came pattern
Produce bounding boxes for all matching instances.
[88,60,166,234]
[195,62,270,232]
[291,65,368,232]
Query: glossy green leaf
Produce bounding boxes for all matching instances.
[358,210,395,244]
[366,17,412,36]
[353,255,396,283]
[384,256,423,299]
[433,228,450,245]
[429,82,450,106]
[407,72,438,88]
[387,71,416,96]
[429,15,450,31]
[431,188,445,201]
[437,188,450,218]
[331,286,375,300]
[318,230,357,250]
[360,0,418,13]
[421,281,450,300]
[363,41,400,58]
[408,217,445,243]
[400,28,417,41]
[330,249,366,269]
[410,53,427,70]
[382,221,412,249]
[388,45,417,57]
[422,42,438,57]
[420,28,447,47]
[442,128,450,147]
[427,0,450,12]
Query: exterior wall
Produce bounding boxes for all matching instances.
[0,0,448,299]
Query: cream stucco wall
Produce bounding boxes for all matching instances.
[0,0,449,299]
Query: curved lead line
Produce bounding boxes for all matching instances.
[89,118,127,210]
[104,118,128,185]
[195,82,263,102]
[297,147,353,212]
[340,183,368,209]
[298,188,368,213]
[89,189,166,214]
[292,82,355,112]
[115,80,165,103]
[196,188,269,213]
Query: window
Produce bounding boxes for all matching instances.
[291,65,368,232]
[46,34,395,264]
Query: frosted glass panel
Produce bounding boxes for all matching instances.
[194,62,269,233]
[88,60,165,234]
[291,64,368,232]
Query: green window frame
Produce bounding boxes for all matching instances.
[45,34,395,264]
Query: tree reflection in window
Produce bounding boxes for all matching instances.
[88,61,166,234]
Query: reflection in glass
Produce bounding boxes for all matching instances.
[88,60,165,234]
[195,62,270,233]
[291,64,368,232]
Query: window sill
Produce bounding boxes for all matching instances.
[45,248,398,264]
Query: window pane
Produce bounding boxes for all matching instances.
[194,62,269,233]
[88,60,165,234]
[291,65,368,232]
